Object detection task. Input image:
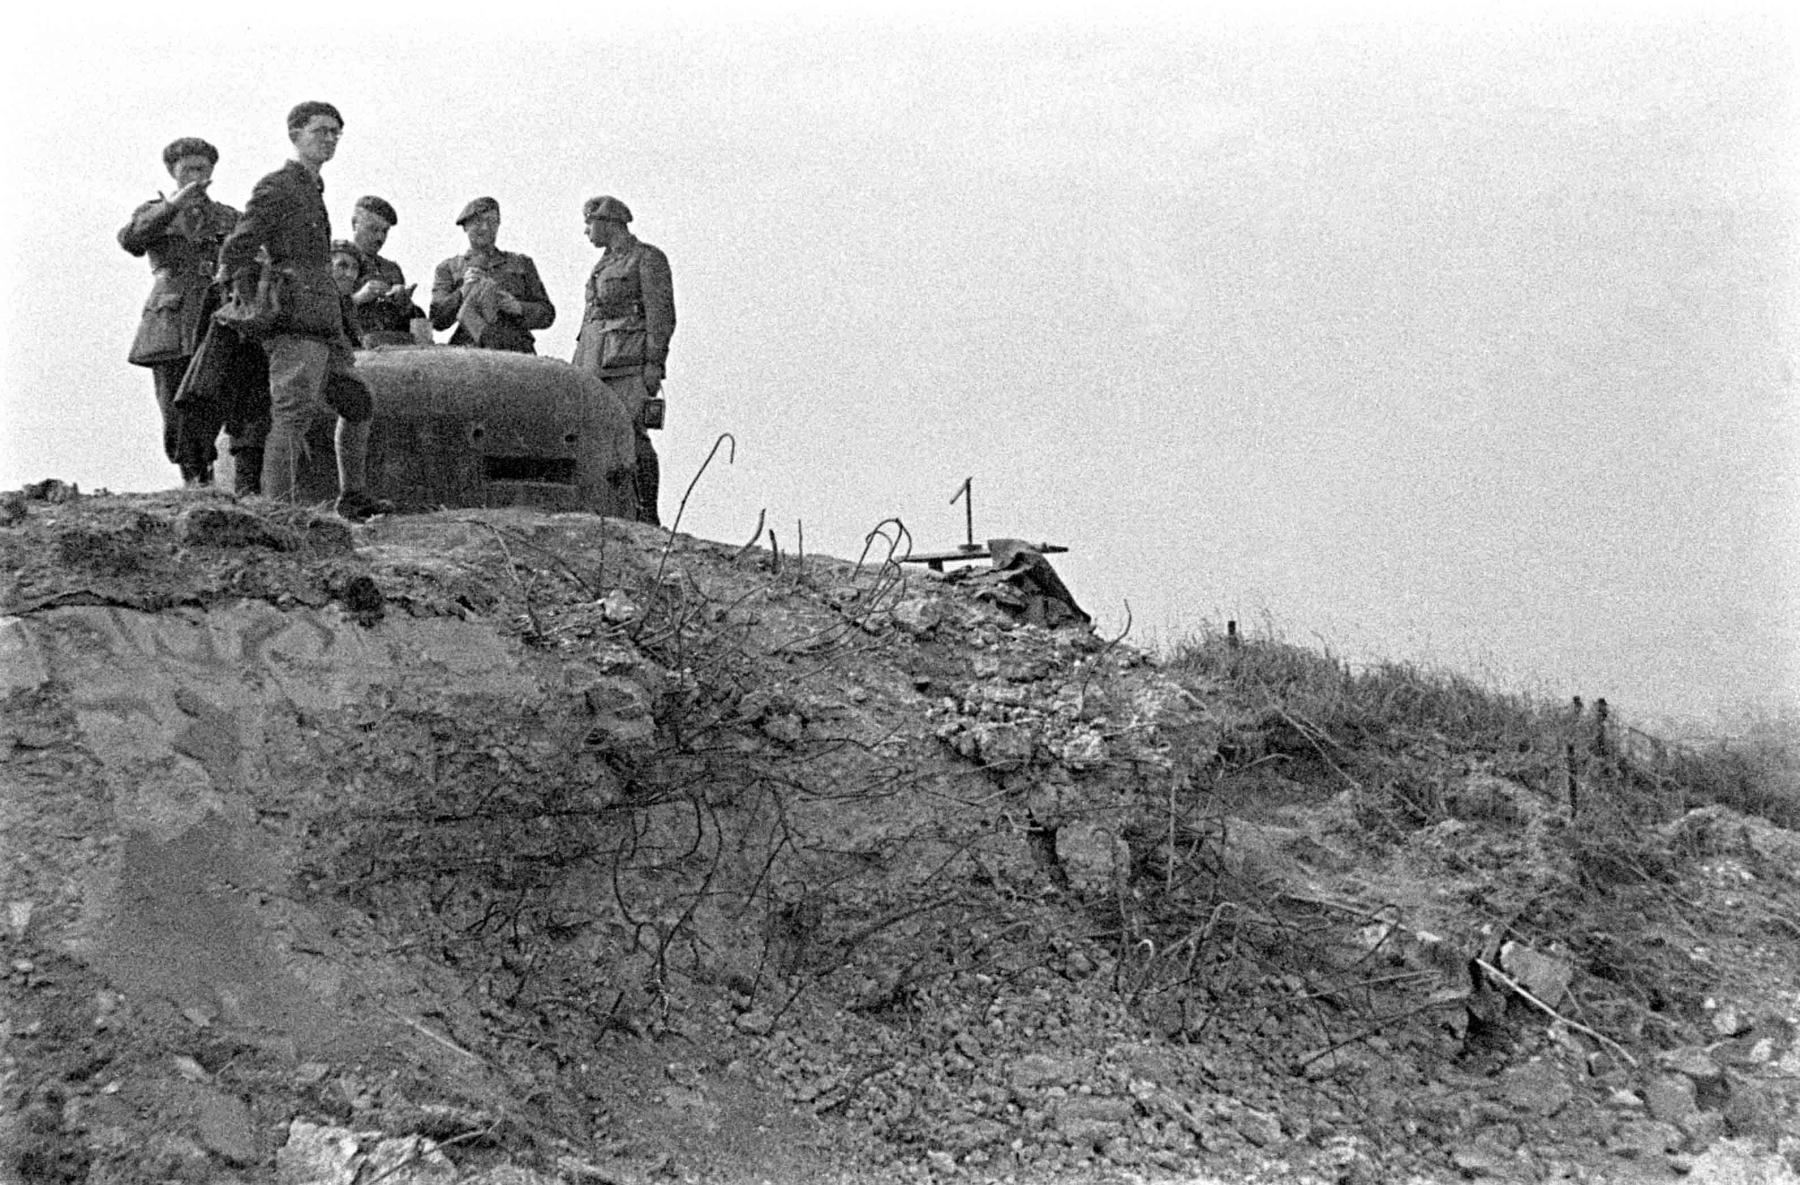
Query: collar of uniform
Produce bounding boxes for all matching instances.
[281,158,325,193]
[598,231,641,263]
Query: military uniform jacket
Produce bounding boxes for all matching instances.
[216,159,348,341]
[119,195,240,365]
[429,249,555,353]
[349,252,425,343]
[572,233,675,380]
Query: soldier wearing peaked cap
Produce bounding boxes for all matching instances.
[572,194,676,527]
[429,196,555,352]
[119,136,250,487]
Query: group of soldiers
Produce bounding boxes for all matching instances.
[120,100,675,525]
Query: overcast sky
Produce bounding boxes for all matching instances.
[2,3,1795,730]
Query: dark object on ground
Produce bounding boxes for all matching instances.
[976,537,1091,627]
[334,489,394,522]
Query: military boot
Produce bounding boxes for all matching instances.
[232,449,264,497]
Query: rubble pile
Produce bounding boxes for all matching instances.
[2,487,1797,1185]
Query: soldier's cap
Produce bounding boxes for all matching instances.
[354,195,399,226]
[455,196,500,226]
[583,195,633,224]
[162,137,218,173]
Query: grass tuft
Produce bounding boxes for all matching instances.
[1166,619,1800,830]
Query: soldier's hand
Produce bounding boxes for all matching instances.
[461,267,487,287]
[169,179,210,209]
[352,280,388,305]
[496,292,523,316]
[643,362,664,395]
[389,283,416,304]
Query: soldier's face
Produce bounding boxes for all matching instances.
[586,216,620,248]
[171,155,214,189]
[463,213,499,251]
[352,209,391,255]
[290,116,342,168]
[331,252,360,296]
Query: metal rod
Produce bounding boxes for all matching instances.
[951,476,973,550]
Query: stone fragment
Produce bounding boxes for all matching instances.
[1722,1077,1785,1141]
[1057,820,1126,891]
[599,589,638,622]
[277,1121,361,1185]
[362,1134,457,1183]
[1055,1116,1121,1148]
[1498,939,1573,1005]
[1009,1053,1083,1091]
[762,713,804,745]
[196,1091,257,1166]
[1450,1139,1518,1177]
[889,598,942,635]
[1613,1118,1683,1159]
[1712,1005,1748,1037]
[734,1009,774,1036]
[1661,1046,1726,1085]
[1498,1060,1574,1117]
[334,574,384,620]
[972,722,1033,767]
[1680,1109,1728,1150]
[1644,1073,1700,1125]
[1683,1137,1800,1185]
[1057,730,1107,769]
[1234,1107,1284,1147]
[581,676,655,747]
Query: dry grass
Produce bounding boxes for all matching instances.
[1166,619,1800,831]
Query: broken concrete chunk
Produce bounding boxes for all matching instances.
[1497,1060,1574,1117]
[599,589,639,622]
[195,1090,257,1166]
[276,1122,462,1185]
[889,597,942,635]
[1681,1139,1800,1185]
[360,1134,457,1184]
[1642,1073,1699,1125]
[1498,940,1573,1007]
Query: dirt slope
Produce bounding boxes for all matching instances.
[2,486,1797,1185]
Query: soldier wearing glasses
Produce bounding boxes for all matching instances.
[216,101,387,520]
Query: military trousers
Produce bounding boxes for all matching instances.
[600,373,661,527]
[260,335,371,504]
